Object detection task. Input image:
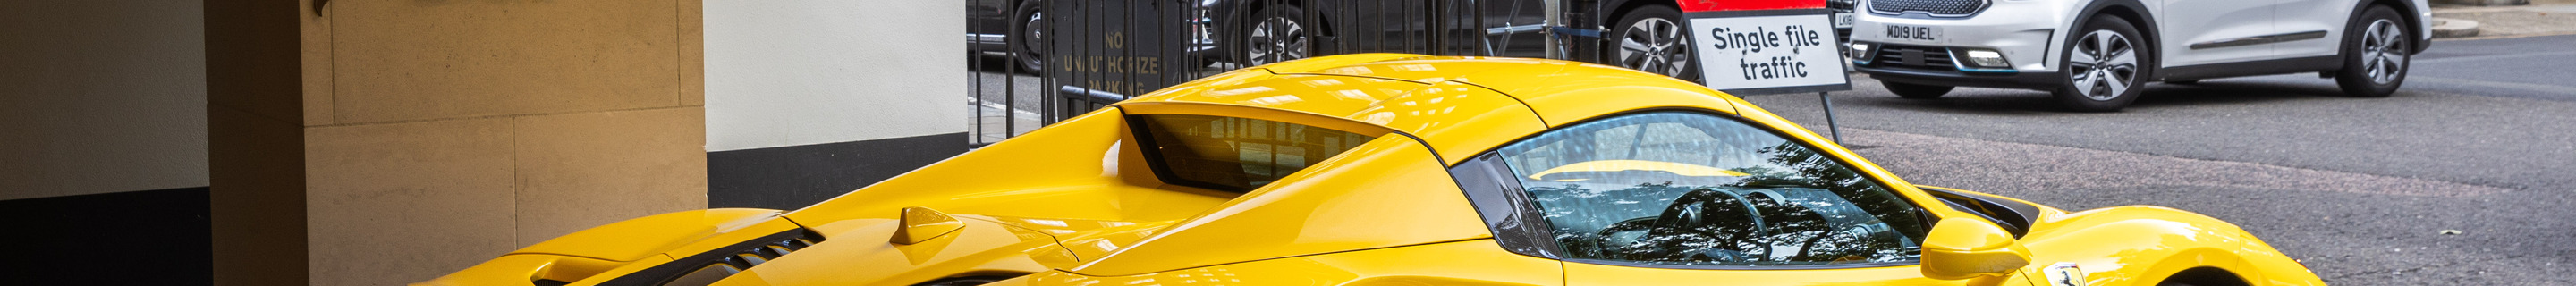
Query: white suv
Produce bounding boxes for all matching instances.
[1847,0,2431,111]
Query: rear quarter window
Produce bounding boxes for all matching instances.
[1129,114,1378,192]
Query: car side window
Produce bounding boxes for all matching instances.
[1491,112,1931,266]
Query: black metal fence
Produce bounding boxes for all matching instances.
[970,0,1650,145]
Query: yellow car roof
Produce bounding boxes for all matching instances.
[1113,54,1745,164]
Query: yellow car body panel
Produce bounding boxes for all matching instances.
[1116,58,1552,164]
[421,55,2321,286]
[1060,136,1492,276]
[1502,63,1746,122]
[991,240,1564,286]
[1289,56,1574,88]
[784,110,1238,225]
[704,217,1072,286]
[509,208,784,262]
[415,254,633,286]
[2017,206,2325,286]
[414,209,784,286]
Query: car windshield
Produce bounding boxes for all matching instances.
[1494,112,1930,266]
[1130,114,1378,192]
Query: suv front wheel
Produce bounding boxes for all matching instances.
[2334,5,2411,97]
[2053,15,2151,112]
[1607,5,1697,80]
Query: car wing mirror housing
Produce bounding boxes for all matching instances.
[1920,217,2033,280]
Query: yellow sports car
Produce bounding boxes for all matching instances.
[419,55,2324,286]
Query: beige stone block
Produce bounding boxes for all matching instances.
[331,0,681,123]
[512,107,707,247]
[680,0,705,106]
[301,0,333,125]
[305,118,517,286]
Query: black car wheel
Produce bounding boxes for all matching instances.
[1241,5,1312,65]
[2335,5,2410,97]
[1606,5,1697,80]
[2053,15,2149,112]
[1007,1,1047,73]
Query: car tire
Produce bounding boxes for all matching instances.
[2051,15,2150,112]
[1237,5,1314,66]
[1606,5,1699,81]
[1885,81,1954,99]
[1007,0,1047,74]
[2334,5,2411,97]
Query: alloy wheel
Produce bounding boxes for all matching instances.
[2067,29,2140,101]
[1014,10,1047,72]
[2361,19,2409,84]
[1618,18,1691,78]
[1247,16,1308,65]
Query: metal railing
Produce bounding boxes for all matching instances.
[970,0,1625,145]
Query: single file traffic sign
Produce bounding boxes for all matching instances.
[1685,9,1852,95]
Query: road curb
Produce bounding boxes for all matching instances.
[2432,17,2482,38]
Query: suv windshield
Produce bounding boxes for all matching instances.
[1130,114,1378,192]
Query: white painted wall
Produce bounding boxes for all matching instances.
[0,0,208,200]
[705,0,969,152]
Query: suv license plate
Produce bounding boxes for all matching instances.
[1884,24,1941,42]
[1834,13,1855,29]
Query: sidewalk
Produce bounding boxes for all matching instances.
[2432,0,2576,39]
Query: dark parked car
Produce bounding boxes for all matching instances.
[969,0,1222,74]
[1199,0,1707,79]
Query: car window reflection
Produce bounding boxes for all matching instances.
[1494,112,1930,266]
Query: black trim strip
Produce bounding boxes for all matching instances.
[597,229,816,286]
[1446,154,1568,259]
[1918,186,2038,238]
[2189,30,2328,50]
[2157,55,2342,81]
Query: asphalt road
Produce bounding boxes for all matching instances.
[1744,34,2576,285]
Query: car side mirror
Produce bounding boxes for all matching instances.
[1920,217,2033,280]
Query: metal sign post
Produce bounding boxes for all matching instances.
[1820,91,1839,142]
[1681,9,1853,143]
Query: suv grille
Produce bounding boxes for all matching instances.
[1870,44,1956,71]
[1827,0,1857,12]
[1868,0,1987,16]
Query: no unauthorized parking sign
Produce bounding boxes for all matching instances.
[1685,9,1852,95]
